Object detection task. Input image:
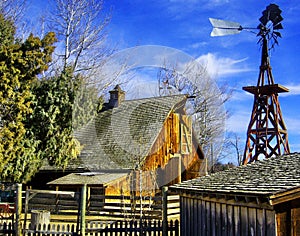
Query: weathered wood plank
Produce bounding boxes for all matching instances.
[206,201,211,236]
[221,203,227,236]
[256,208,265,236]
[193,198,198,235]
[292,207,300,236]
[186,197,191,236]
[276,211,287,236]
[248,207,256,236]
[240,206,248,235]
[196,199,201,236]
[233,205,241,236]
[27,189,75,197]
[266,209,276,236]
[227,204,233,236]
[215,202,221,236]
[211,202,216,236]
[180,197,185,236]
[201,199,206,236]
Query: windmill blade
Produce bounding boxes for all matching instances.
[209,18,243,36]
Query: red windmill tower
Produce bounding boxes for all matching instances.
[209,4,290,164]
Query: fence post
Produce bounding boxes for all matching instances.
[15,183,22,236]
[80,184,87,236]
[162,186,168,236]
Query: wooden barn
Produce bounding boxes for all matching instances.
[170,153,300,236]
[36,85,207,196]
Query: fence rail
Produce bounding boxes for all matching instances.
[27,193,180,221]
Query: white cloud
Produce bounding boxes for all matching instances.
[230,89,253,102]
[196,53,252,79]
[189,42,209,49]
[285,117,300,135]
[226,110,250,134]
[127,81,158,99]
[122,70,159,99]
[281,84,300,97]
[167,0,229,10]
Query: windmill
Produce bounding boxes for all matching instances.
[209,4,290,164]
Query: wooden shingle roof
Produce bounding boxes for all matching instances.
[73,94,187,170]
[170,153,300,197]
[47,172,129,186]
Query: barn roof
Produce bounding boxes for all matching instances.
[71,94,188,170]
[170,153,300,201]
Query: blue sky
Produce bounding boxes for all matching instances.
[102,0,300,154]
[28,0,300,155]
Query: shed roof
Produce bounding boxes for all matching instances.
[47,172,129,186]
[170,153,300,198]
[72,94,188,170]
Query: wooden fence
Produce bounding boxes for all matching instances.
[1,219,179,235]
[0,214,14,235]
[0,189,180,235]
[86,219,179,236]
[26,192,180,221]
[0,221,14,235]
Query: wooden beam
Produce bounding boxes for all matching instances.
[80,184,87,236]
[179,192,273,210]
[27,189,75,198]
[269,187,300,205]
[15,183,22,236]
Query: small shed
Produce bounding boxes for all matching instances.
[170,153,300,236]
[47,172,129,193]
[47,171,130,213]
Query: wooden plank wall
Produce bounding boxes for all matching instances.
[180,196,276,236]
[275,198,300,236]
[291,207,300,236]
[143,112,206,187]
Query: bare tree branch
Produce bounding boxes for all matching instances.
[47,0,113,78]
[0,0,26,22]
[221,132,244,166]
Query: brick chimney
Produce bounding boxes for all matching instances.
[108,85,125,108]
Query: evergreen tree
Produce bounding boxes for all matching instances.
[72,73,104,130]
[0,23,56,182]
[30,67,81,168]
[0,14,15,46]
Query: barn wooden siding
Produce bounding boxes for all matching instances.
[105,112,206,196]
[142,113,206,186]
[275,199,300,236]
[180,195,276,236]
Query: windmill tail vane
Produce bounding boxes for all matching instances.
[209,18,257,37]
[209,18,243,37]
